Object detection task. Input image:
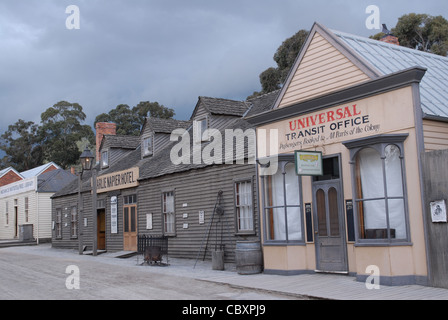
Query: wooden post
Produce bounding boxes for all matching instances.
[92,169,98,256]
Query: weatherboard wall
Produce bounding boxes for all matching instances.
[422,119,448,151]
[138,163,260,262]
[278,31,371,108]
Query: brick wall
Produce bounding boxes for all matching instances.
[0,170,23,187]
[95,122,117,163]
[41,164,58,175]
[380,35,399,46]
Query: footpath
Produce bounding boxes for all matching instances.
[141,256,448,300]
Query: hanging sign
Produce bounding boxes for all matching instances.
[294,150,323,176]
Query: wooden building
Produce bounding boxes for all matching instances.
[246,23,448,286]
[0,163,75,242]
[51,92,277,263]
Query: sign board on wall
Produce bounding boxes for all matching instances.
[281,104,376,151]
[295,151,323,176]
[110,196,118,234]
[257,88,415,156]
[0,177,36,197]
[430,200,447,223]
[96,167,139,193]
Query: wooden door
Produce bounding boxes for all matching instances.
[97,210,106,250]
[14,206,18,238]
[123,205,137,251]
[313,180,348,273]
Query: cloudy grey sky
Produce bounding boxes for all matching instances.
[0,0,446,134]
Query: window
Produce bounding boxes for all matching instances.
[70,207,78,238]
[344,134,410,244]
[102,150,109,168]
[193,118,209,143]
[124,194,137,205]
[261,158,303,243]
[143,136,153,157]
[235,180,254,233]
[97,199,106,209]
[162,191,175,234]
[25,197,29,223]
[56,209,62,239]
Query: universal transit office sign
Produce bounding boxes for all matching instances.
[96,167,139,193]
[277,103,382,153]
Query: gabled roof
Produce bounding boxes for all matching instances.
[0,167,23,180]
[244,90,281,118]
[141,117,192,134]
[190,96,249,119]
[20,162,60,179]
[53,92,275,198]
[100,135,140,150]
[333,29,448,119]
[271,22,448,120]
[37,168,77,193]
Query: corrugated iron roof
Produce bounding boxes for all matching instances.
[332,29,448,118]
[20,162,61,179]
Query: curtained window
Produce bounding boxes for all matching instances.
[70,206,78,239]
[235,180,254,233]
[344,134,410,244]
[262,159,303,243]
[163,191,175,234]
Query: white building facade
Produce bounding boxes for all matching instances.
[0,163,75,242]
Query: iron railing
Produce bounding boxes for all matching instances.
[138,234,169,265]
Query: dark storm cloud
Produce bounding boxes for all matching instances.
[0,0,446,134]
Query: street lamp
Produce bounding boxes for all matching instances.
[80,148,94,171]
[78,147,94,255]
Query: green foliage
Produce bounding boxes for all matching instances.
[274,29,309,82]
[259,67,281,93]
[1,99,174,171]
[249,29,309,98]
[40,101,94,169]
[371,13,448,56]
[95,101,175,136]
[0,119,43,172]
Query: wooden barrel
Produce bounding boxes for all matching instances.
[235,241,263,275]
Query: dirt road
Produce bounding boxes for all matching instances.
[0,244,301,301]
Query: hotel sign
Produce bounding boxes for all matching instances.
[96,167,139,193]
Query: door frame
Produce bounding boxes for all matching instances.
[312,154,348,273]
[97,209,106,250]
[14,202,19,238]
[123,204,138,251]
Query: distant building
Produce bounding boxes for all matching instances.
[0,167,23,187]
[0,162,76,242]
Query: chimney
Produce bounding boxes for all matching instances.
[95,122,117,164]
[380,34,400,46]
[380,23,399,46]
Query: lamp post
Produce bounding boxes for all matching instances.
[92,167,98,256]
[78,148,94,255]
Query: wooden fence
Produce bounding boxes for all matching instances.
[421,149,448,289]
